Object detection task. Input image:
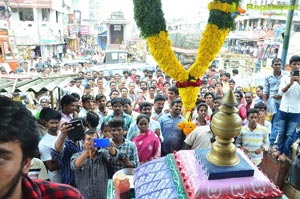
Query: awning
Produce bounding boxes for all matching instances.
[0,75,76,93]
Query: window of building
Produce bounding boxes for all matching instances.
[56,11,59,23]
[19,8,34,21]
[42,8,49,21]
[294,24,300,32]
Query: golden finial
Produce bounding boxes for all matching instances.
[207,90,242,166]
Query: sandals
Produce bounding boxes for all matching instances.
[272,151,281,159]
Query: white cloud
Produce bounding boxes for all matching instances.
[162,0,210,19]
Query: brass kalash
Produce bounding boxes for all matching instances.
[207,90,242,166]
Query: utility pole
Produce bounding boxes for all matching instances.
[281,0,297,70]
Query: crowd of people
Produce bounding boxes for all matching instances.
[1,55,300,198]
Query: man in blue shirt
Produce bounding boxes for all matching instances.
[159,99,185,156]
[263,58,286,151]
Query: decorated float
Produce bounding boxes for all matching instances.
[109,91,286,199]
[108,0,288,198]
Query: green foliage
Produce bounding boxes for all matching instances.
[208,0,243,29]
[188,74,197,81]
[208,10,234,29]
[133,0,167,38]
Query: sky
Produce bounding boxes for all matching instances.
[97,0,211,21]
[85,0,212,39]
[162,0,210,19]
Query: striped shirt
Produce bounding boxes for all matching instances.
[28,158,49,180]
[235,124,269,165]
[70,149,119,199]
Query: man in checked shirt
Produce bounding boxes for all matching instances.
[0,96,83,199]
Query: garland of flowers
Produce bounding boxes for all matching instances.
[133,0,244,134]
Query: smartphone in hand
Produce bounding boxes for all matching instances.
[293,70,299,77]
[93,138,110,148]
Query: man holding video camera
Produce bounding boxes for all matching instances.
[51,118,83,187]
[52,110,99,187]
[272,55,300,162]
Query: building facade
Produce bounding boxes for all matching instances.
[0,0,74,60]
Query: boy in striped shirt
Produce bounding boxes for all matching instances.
[235,108,269,165]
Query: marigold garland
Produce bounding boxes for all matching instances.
[133,0,244,133]
[178,120,196,136]
[176,79,201,112]
[189,24,230,79]
[178,86,200,112]
[147,32,189,82]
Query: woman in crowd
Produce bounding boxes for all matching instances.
[234,91,247,123]
[100,122,112,139]
[132,114,161,164]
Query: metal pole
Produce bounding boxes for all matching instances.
[281,0,297,70]
[50,90,54,109]
[11,78,18,96]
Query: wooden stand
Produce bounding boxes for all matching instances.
[283,183,300,199]
[259,151,290,189]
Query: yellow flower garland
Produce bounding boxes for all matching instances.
[178,87,200,111]
[134,0,244,134]
[189,24,230,79]
[146,24,229,112]
[147,31,189,82]
[145,3,236,114]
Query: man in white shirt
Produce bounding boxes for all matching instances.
[273,55,300,162]
[151,94,166,121]
[78,94,94,118]
[183,103,212,150]
[69,77,84,97]
[38,109,62,182]
[232,69,243,88]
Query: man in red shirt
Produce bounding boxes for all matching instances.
[0,96,83,199]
